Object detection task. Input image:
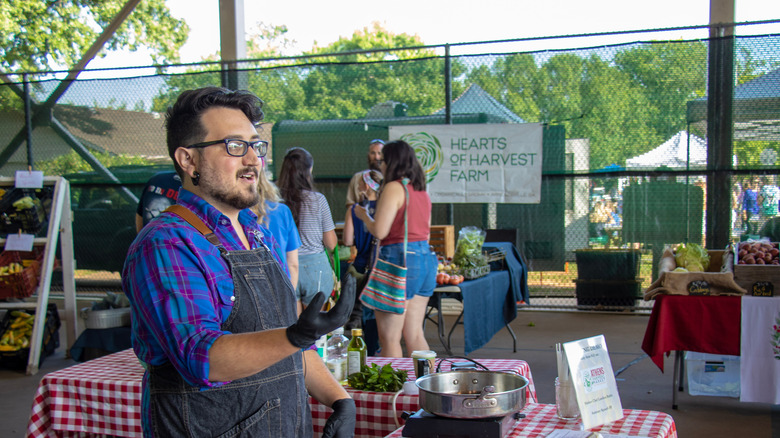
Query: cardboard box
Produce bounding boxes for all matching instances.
[685,352,740,398]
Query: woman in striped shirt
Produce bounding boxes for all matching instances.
[278,147,338,310]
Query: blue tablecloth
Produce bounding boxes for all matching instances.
[483,242,530,304]
[446,242,528,355]
[458,270,512,355]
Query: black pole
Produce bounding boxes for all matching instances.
[23,74,34,170]
[705,27,734,249]
[444,44,455,225]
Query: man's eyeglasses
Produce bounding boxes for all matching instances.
[185,139,268,157]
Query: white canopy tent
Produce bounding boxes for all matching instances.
[625,131,707,170]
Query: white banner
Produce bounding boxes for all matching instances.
[389,124,543,203]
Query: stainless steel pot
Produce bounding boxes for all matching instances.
[415,370,529,419]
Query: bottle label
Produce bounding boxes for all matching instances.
[327,357,347,383]
[316,335,328,361]
[348,351,363,375]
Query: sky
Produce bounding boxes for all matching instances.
[88,0,780,71]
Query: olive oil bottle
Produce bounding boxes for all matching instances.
[347,328,367,377]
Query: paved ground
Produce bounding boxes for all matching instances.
[1,308,778,437]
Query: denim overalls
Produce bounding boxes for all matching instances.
[146,222,311,437]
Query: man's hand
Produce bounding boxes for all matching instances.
[322,398,356,438]
[286,285,355,349]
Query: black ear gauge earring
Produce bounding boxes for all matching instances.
[192,171,200,186]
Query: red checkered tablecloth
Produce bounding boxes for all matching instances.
[310,357,536,438]
[384,403,677,438]
[25,350,535,438]
[26,348,144,438]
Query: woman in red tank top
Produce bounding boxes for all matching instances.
[354,140,437,357]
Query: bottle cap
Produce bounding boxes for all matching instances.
[351,328,363,336]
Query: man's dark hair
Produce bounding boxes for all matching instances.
[382,140,426,191]
[165,87,264,176]
[277,147,316,226]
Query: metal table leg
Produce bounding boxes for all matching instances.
[426,293,452,355]
[672,350,683,410]
[505,323,517,353]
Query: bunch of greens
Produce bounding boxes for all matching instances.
[453,226,488,270]
[674,243,710,272]
[347,363,408,392]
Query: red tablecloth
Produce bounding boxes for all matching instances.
[384,403,677,438]
[641,294,741,371]
[26,349,536,438]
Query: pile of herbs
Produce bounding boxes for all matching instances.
[347,363,408,392]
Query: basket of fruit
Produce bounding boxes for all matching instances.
[0,251,40,299]
[0,303,60,370]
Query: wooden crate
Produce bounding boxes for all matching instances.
[734,265,780,296]
[334,224,454,259]
[429,225,455,259]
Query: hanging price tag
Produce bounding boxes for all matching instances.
[15,170,44,188]
[5,232,35,251]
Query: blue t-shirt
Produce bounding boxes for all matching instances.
[263,201,301,256]
[743,189,760,215]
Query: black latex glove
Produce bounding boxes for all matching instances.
[321,398,356,438]
[286,285,355,349]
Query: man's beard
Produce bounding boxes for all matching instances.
[368,160,381,171]
[200,164,261,210]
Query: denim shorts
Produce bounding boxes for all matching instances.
[297,250,335,305]
[378,240,437,299]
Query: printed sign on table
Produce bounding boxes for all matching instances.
[388,123,543,204]
[563,334,623,430]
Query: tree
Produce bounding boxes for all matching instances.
[0,0,187,72]
[154,22,465,122]
[1,0,188,111]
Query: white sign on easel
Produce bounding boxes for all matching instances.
[563,335,623,430]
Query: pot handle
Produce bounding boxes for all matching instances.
[434,356,490,372]
[463,385,498,409]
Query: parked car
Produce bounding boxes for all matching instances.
[63,165,174,273]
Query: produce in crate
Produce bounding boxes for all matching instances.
[0,311,34,351]
[0,262,24,276]
[673,243,710,272]
[736,241,780,265]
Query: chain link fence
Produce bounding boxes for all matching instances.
[1,24,779,311]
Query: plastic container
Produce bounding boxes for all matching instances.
[0,251,40,300]
[574,279,641,308]
[574,249,641,280]
[81,307,131,329]
[685,352,740,397]
[326,327,349,385]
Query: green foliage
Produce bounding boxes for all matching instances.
[467,41,709,169]
[347,363,408,392]
[154,22,465,122]
[0,0,187,73]
[35,150,153,177]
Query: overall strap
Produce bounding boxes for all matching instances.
[164,205,221,246]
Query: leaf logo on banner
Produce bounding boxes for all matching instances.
[401,132,443,183]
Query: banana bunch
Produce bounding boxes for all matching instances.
[0,311,34,351]
[12,196,35,211]
[0,263,24,276]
